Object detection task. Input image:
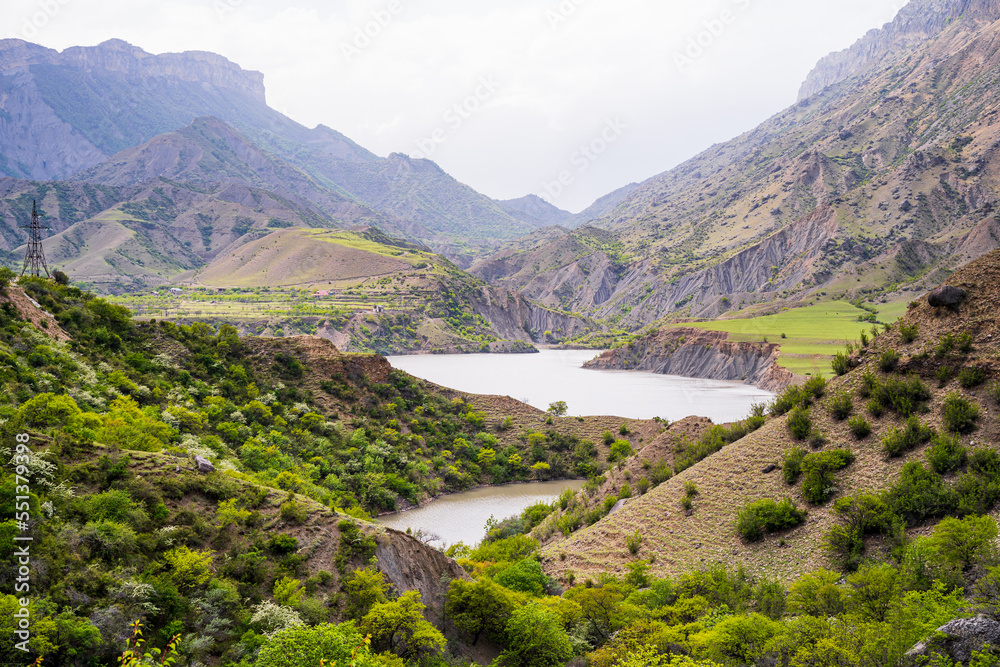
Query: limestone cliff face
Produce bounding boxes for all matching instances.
[798,0,1000,100]
[584,328,795,392]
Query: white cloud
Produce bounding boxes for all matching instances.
[3,0,906,212]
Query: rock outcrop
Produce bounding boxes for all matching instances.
[906,614,1000,664]
[798,0,1000,100]
[584,328,795,392]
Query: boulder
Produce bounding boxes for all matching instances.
[608,499,628,516]
[195,456,215,473]
[762,464,778,474]
[928,285,968,308]
[906,615,1000,664]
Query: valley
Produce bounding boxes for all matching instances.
[5,1,1000,665]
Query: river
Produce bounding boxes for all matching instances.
[386,349,773,423]
[376,479,587,548]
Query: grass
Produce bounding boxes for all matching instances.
[685,301,884,377]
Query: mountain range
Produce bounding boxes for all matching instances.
[2,0,1000,342]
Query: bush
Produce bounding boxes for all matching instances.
[900,323,919,344]
[927,434,967,475]
[943,392,980,434]
[829,393,853,421]
[626,530,643,556]
[937,366,955,387]
[832,352,850,376]
[787,407,812,440]
[879,350,901,373]
[870,375,932,417]
[859,371,878,399]
[882,416,934,458]
[988,381,1000,405]
[783,448,806,485]
[959,367,987,389]
[802,450,855,505]
[848,416,872,440]
[803,377,828,399]
[737,498,807,542]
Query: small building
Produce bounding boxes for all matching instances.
[313,290,331,298]
[169,288,183,294]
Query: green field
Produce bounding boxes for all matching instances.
[687,301,897,377]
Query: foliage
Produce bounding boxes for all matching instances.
[547,401,568,417]
[926,434,967,475]
[847,415,872,440]
[787,407,812,441]
[882,416,933,457]
[360,591,446,660]
[117,620,181,666]
[879,349,901,372]
[498,603,574,667]
[801,450,855,505]
[942,392,980,433]
[782,447,806,485]
[829,392,853,421]
[736,498,807,542]
[255,622,380,667]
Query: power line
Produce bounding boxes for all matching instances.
[19,200,50,278]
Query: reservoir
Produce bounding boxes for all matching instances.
[376,479,587,548]
[386,349,773,423]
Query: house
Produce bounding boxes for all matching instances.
[313,290,331,298]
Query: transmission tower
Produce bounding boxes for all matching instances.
[19,200,50,278]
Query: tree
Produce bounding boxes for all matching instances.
[342,567,391,620]
[495,558,549,596]
[846,562,899,622]
[547,401,568,417]
[53,270,70,285]
[609,440,634,463]
[699,613,780,665]
[928,515,999,574]
[0,266,15,290]
[787,569,843,617]
[498,603,573,667]
[361,590,445,660]
[256,622,380,667]
[566,582,626,641]
[446,578,522,645]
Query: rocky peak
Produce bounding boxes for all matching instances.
[798,0,1000,100]
[0,38,266,103]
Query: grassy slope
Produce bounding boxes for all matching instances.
[542,250,1000,582]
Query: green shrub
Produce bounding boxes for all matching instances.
[936,334,956,357]
[832,352,850,376]
[787,407,812,441]
[870,375,931,417]
[847,416,872,440]
[803,377,828,399]
[942,392,980,434]
[737,498,808,542]
[867,399,885,418]
[958,367,987,389]
[684,480,699,498]
[988,381,1000,405]
[859,371,878,399]
[879,350,901,373]
[900,323,919,344]
[829,393,853,421]
[626,530,643,556]
[802,450,855,505]
[927,434,967,474]
[783,448,806,485]
[957,332,974,354]
[882,416,933,457]
[936,366,955,387]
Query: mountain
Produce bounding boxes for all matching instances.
[498,194,573,227]
[566,181,640,228]
[540,247,1000,582]
[0,38,534,259]
[473,0,1000,327]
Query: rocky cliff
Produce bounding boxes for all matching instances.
[584,328,796,392]
[798,0,1000,100]
[471,285,595,343]
[0,38,265,101]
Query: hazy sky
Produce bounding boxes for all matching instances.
[4,0,907,211]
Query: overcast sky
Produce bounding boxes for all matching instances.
[4,0,907,212]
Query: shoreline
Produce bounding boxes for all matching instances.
[374,477,587,519]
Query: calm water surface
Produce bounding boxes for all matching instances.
[386,349,773,423]
[377,480,587,548]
